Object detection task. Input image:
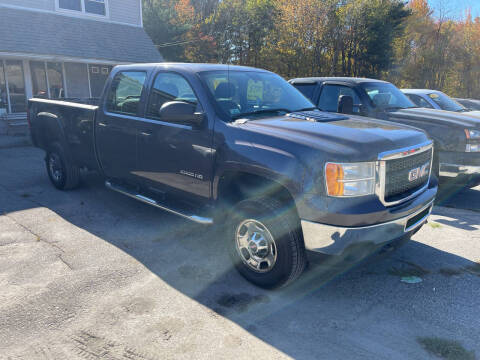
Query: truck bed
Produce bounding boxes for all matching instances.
[28,98,100,171]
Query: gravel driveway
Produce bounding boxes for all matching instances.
[1,146,479,359]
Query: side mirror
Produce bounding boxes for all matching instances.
[158,101,205,126]
[337,95,354,114]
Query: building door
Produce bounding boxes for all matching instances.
[0,60,27,114]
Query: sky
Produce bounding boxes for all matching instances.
[428,0,480,19]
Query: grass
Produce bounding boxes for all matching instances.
[417,337,475,360]
[429,222,442,229]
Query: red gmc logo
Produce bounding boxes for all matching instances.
[408,163,430,182]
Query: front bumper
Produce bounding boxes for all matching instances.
[301,200,433,255]
[439,163,480,178]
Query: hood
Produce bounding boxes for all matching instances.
[466,110,480,118]
[390,108,480,128]
[234,112,429,162]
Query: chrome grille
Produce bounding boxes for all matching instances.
[385,148,432,199]
[376,141,433,206]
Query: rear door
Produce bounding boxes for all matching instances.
[95,70,148,181]
[135,70,213,202]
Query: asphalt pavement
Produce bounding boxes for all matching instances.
[0,146,479,359]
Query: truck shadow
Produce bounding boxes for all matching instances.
[436,183,480,213]
[431,185,480,231]
[2,147,480,358]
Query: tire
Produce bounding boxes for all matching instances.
[227,197,306,289]
[45,141,81,190]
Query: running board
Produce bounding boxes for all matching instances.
[105,180,213,225]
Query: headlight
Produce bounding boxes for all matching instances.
[465,129,480,139]
[465,129,480,152]
[466,144,480,152]
[325,162,375,197]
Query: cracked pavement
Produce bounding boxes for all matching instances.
[0,146,479,359]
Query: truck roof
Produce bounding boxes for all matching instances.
[113,62,270,74]
[401,89,443,95]
[289,77,389,85]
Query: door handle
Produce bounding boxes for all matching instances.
[140,130,153,137]
[98,122,107,127]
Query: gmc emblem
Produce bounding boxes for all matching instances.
[408,162,430,182]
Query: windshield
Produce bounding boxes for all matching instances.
[361,82,416,110]
[427,92,466,112]
[200,70,314,120]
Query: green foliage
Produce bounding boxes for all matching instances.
[142,0,480,97]
[142,0,189,61]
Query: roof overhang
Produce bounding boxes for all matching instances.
[0,51,130,65]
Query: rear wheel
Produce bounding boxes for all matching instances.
[227,197,306,289]
[46,142,81,190]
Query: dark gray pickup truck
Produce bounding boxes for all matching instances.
[29,63,437,288]
[290,77,480,187]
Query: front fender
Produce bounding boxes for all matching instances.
[213,139,307,202]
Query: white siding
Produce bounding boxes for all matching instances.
[0,0,142,26]
[0,0,55,11]
[109,0,141,26]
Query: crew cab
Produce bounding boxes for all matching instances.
[289,77,480,187]
[29,64,437,288]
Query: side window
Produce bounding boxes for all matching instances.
[147,72,198,119]
[318,85,361,113]
[406,94,433,108]
[294,84,317,101]
[106,71,147,116]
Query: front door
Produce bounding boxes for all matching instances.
[95,70,147,181]
[136,71,213,202]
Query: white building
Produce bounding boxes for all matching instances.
[0,0,162,134]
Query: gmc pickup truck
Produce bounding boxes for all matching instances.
[29,64,437,288]
[290,77,480,187]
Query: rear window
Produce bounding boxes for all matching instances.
[106,71,147,116]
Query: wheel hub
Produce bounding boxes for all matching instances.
[235,219,277,273]
[48,153,63,182]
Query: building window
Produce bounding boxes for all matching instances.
[58,0,81,11]
[0,60,27,114]
[5,61,27,112]
[85,0,106,15]
[89,65,112,98]
[30,61,65,100]
[30,61,112,100]
[57,0,107,16]
[30,61,49,98]
[0,63,7,115]
[65,63,90,99]
[47,63,65,99]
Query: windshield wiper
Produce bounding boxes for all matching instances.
[231,108,292,120]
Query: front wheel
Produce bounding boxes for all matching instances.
[45,142,81,190]
[227,197,306,289]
